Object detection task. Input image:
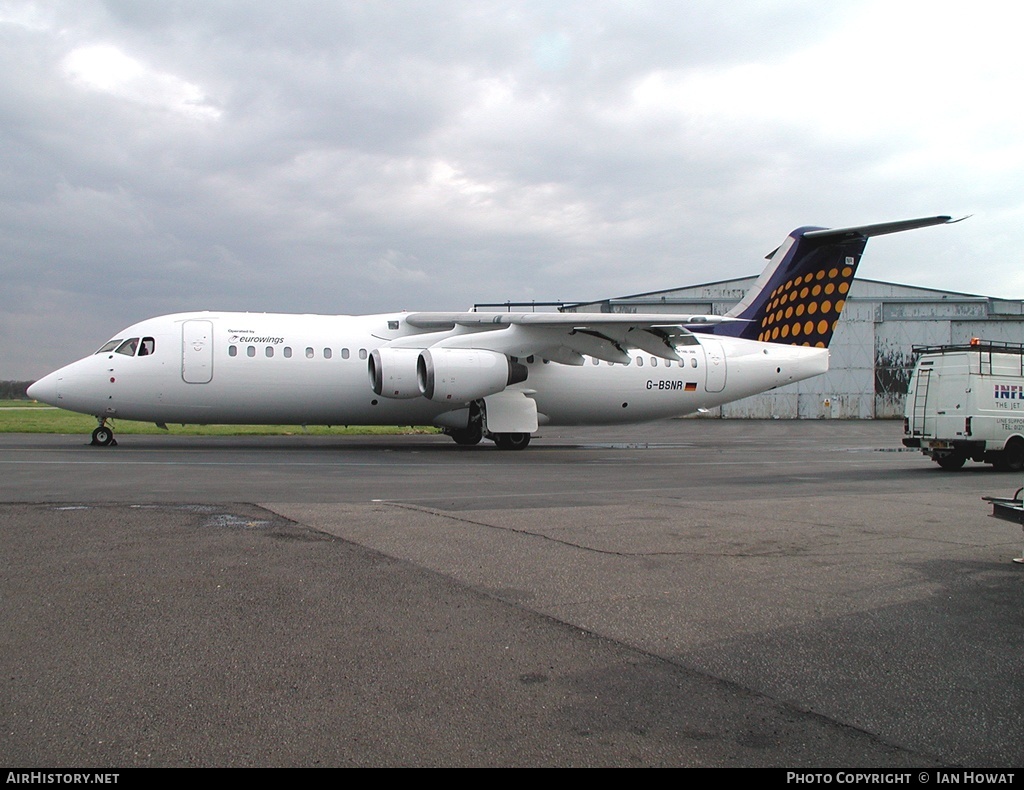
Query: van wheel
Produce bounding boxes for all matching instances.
[995,439,1024,472]
[935,452,966,470]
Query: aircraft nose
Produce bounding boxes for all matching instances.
[27,373,59,405]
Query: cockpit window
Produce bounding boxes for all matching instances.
[115,338,140,356]
[96,339,122,354]
[96,336,155,356]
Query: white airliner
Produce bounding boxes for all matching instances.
[29,216,958,449]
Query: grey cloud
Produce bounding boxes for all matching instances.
[0,1,1014,379]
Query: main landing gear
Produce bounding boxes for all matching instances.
[91,419,117,447]
[444,401,485,446]
[492,432,531,451]
[445,427,531,450]
[448,426,483,446]
[442,401,532,450]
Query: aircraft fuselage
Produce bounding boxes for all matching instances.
[29,311,828,428]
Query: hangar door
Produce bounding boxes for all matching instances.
[182,320,214,384]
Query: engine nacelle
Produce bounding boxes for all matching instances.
[418,348,527,403]
[368,347,423,399]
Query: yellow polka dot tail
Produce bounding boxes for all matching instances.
[757,254,858,348]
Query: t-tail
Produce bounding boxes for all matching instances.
[707,216,960,348]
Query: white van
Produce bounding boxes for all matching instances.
[903,340,1024,470]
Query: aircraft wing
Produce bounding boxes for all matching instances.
[403,311,735,329]
[399,311,745,364]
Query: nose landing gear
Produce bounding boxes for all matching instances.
[91,420,117,447]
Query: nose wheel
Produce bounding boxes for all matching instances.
[91,422,117,447]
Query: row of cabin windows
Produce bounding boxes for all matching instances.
[598,356,699,368]
[507,354,699,367]
[515,355,698,368]
[228,346,368,360]
[228,345,699,367]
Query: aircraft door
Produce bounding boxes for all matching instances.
[701,337,727,393]
[182,320,214,384]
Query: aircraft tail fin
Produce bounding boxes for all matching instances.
[709,216,959,348]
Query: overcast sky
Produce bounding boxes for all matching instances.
[3,0,1021,379]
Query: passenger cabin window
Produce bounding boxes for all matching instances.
[359,349,367,360]
[323,348,332,359]
[115,338,139,356]
[247,346,256,357]
[229,346,237,357]
[305,347,314,359]
[341,348,350,359]
[284,347,292,358]
[266,346,274,358]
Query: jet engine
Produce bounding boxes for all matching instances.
[368,347,422,399]
[418,348,528,403]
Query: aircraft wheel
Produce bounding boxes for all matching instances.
[493,432,531,451]
[449,427,483,446]
[91,426,116,447]
[935,452,965,471]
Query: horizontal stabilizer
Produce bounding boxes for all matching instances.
[802,215,963,242]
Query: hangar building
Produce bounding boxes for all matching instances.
[562,278,1024,419]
